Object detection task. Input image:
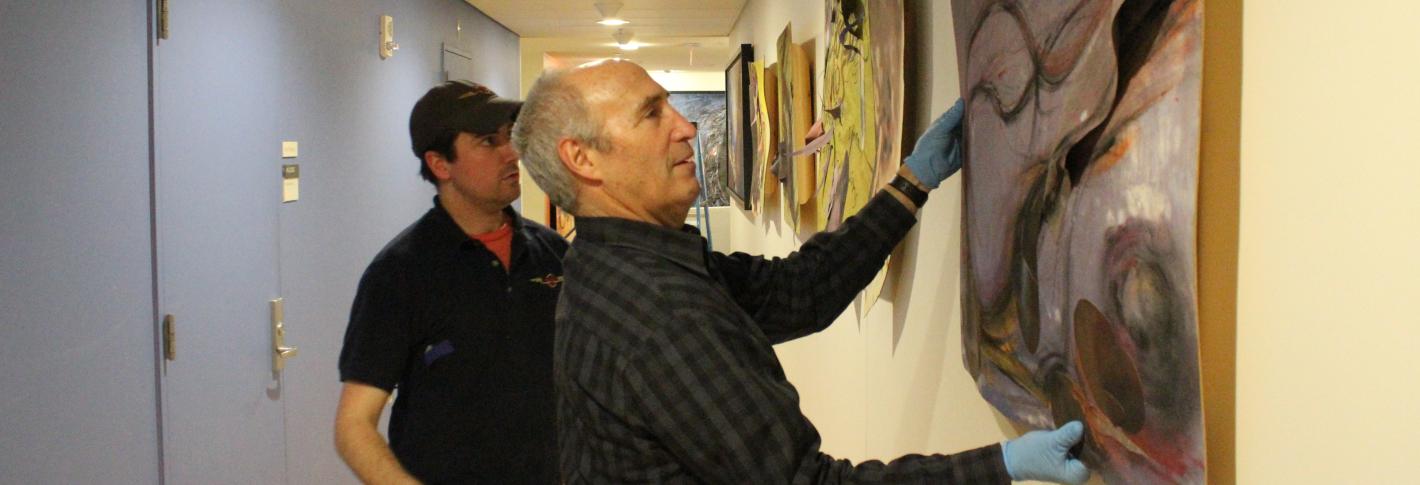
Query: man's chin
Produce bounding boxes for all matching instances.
[497,189,521,208]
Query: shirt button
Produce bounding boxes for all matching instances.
[491,261,500,267]
[506,287,512,293]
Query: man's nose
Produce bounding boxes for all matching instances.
[498,140,518,162]
[671,109,697,141]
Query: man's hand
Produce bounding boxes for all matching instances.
[902,98,966,189]
[335,381,422,485]
[1002,421,1091,485]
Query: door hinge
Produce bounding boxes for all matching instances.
[157,0,170,40]
[162,314,176,361]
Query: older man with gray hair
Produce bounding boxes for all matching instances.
[513,59,1088,484]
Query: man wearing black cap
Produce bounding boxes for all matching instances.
[334,81,567,484]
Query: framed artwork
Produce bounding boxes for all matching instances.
[724,44,754,209]
[952,0,1206,482]
[668,91,729,207]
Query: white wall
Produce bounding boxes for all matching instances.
[725,0,1014,463]
[648,70,727,92]
[1235,1,1420,482]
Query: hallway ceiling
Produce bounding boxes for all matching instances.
[467,0,746,72]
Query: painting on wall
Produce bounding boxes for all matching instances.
[670,91,729,207]
[752,61,780,216]
[775,24,816,231]
[725,44,754,209]
[953,0,1206,483]
[817,0,903,232]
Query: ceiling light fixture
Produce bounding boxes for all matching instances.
[595,1,628,26]
[612,28,639,51]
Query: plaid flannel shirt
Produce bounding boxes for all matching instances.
[555,189,1010,484]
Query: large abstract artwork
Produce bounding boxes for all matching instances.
[952,0,1205,482]
[775,24,816,231]
[818,0,904,232]
[670,91,729,207]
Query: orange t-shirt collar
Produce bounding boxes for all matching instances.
[469,222,514,270]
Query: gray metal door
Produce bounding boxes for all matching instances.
[0,2,162,482]
[153,1,289,482]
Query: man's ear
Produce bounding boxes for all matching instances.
[424,150,453,182]
[557,137,602,183]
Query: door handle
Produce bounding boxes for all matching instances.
[277,345,299,359]
[271,298,299,373]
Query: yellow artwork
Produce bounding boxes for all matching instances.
[818,0,904,312]
[819,0,875,231]
[751,61,780,216]
[819,0,903,232]
[776,24,816,232]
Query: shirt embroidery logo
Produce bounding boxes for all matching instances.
[529,273,563,289]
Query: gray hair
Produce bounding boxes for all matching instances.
[512,68,609,214]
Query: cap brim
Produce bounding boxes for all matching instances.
[465,97,523,135]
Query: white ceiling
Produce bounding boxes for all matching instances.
[467,0,746,72]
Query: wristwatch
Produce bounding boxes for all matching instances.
[888,175,929,208]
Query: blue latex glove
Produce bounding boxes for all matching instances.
[1003,421,1091,485]
[901,98,966,189]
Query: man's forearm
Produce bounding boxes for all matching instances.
[334,419,420,485]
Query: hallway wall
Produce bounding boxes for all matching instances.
[265,1,518,482]
[1234,0,1420,481]
[0,1,519,482]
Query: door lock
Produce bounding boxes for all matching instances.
[271,298,299,373]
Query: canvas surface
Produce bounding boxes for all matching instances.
[952,0,1206,482]
[818,0,903,232]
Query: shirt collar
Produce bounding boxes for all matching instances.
[429,195,526,249]
[574,216,709,276]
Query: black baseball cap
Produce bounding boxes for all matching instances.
[408,80,522,159]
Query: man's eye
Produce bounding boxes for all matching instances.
[479,136,497,146]
[647,107,662,119]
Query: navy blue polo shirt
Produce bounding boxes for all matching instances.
[339,197,567,484]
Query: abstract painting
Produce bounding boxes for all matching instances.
[776,24,816,231]
[725,44,754,209]
[751,60,780,215]
[670,91,729,207]
[817,0,904,232]
[953,0,1205,482]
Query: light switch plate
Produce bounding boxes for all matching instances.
[282,164,300,203]
[282,141,298,158]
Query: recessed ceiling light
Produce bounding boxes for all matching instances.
[594,1,627,26]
